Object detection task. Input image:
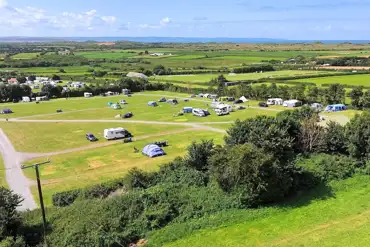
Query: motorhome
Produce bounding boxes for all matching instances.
[283,100,302,108]
[267,98,283,105]
[104,128,131,140]
[36,96,49,101]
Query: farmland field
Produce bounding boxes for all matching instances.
[11,52,40,59]
[149,176,370,247]
[291,74,370,87]
[153,70,341,84]
[75,51,137,59]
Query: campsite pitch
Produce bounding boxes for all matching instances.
[24,130,225,205]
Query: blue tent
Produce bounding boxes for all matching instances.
[142,144,166,158]
[325,104,347,112]
[148,101,158,107]
[183,107,193,113]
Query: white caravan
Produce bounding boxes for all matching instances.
[84,92,93,98]
[104,128,131,140]
[267,98,283,105]
[214,104,232,116]
[22,96,30,102]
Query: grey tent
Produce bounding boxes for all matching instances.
[142,144,166,158]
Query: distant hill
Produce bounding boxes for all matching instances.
[0,36,369,44]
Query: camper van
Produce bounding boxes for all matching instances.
[36,96,49,102]
[214,104,232,116]
[84,92,93,98]
[267,98,283,105]
[283,100,302,108]
[104,128,132,140]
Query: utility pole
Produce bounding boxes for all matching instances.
[21,160,51,245]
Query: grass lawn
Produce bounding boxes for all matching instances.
[0,156,7,188]
[148,175,370,247]
[29,96,280,122]
[291,74,370,87]
[152,71,340,84]
[11,52,40,59]
[0,122,186,153]
[24,130,224,205]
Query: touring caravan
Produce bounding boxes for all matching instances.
[267,98,283,105]
[283,100,302,108]
[214,104,232,116]
[22,96,30,102]
[104,128,131,140]
[84,92,93,98]
[192,108,210,117]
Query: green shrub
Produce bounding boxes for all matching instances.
[295,153,358,181]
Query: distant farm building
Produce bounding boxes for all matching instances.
[58,50,71,55]
[7,78,18,83]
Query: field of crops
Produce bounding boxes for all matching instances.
[75,51,138,59]
[11,52,40,59]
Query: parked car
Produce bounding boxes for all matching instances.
[158,97,166,102]
[259,102,268,107]
[86,133,98,142]
[234,99,243,104]
[56,109,63,113]
[235,105,246,110]
[123,112,133,118]
[120,99,127,104]
[192,108,210,117]
[152,140,168,147]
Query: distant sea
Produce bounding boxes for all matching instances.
[1,36,370,44]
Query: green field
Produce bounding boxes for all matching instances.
[292,74,370,87]
[153,70,340,85]
[0,66,93,75]
[0,122,186,153]
[75,51,137,59]
[0,157,7,188]
[11,52,40,59]
[148,175,370,247]
[25,130,224,205]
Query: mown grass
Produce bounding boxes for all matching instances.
[0,122,185,153]
[24,131,224,205]
[147,175,370,247]
[291,74,370,87]
[0,156,7,188]
[11,52,40,59]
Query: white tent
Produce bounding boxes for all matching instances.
[239,96,248,103]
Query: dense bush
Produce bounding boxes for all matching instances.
[296,154,359,181]
[232,65,274,73]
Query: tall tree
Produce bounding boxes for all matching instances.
[345,112,370,159]
[349,86,364,109]
[306,86,319,103]
[325,84,345,104]
[298,117,325,153]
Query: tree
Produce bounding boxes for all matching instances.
[325,84,345,104]
[345,112,370,159]
[225,116,293,159]
[144,50,149,55]
[51,74,61,80]
[41,84,62,98]
[153,65,166,75]
[349,86,364,109]
[298,117,325,153]
[323,121,347,154]
[16,77,26,84]
[306,86,319,103]
[210,144,293,207]
[184,140,215,171]
[143,70,153,77]
[360,91,370,108]
[0,187,23,242]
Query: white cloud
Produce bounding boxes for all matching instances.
[101,16,117,24]
[160,17,172,26]
[139,23,161,29]
[0,4,120,32]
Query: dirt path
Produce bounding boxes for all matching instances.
[20,127,217,161]
[0,129,37,211]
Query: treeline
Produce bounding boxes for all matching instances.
[232,64,274,73]
[316,57,370,66]
[5,108,369,246]
[1,55,89,68]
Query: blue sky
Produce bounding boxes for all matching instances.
[1,0,370,39]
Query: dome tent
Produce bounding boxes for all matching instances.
[142,144,166,158]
